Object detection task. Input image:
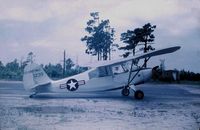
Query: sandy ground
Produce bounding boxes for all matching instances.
[0,81,200,130]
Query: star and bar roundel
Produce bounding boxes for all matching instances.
[66,79,79,91]
[60,79,85,91]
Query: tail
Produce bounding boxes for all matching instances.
[23,63,51,92]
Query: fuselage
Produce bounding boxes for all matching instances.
[46,66,152,94]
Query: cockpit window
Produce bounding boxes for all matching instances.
[88,66,111,79]
[98,67,108,77]
[88,69,99,79]
[112,64,128,75]
[125,61,140,71]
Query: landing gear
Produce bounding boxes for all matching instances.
[134,90,144,100]
[123,58,148,100]
[121,86,144,100]
[121,87,130,96]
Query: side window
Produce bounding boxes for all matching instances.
[112,65,127,75]
[98,67,109,77]
[88,67,111,79]
[125,61,139,71]
[88,70,99,79]
[98,67,108,77]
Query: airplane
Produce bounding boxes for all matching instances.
[23,46,181,99]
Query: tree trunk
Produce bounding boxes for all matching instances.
[97,51,100,61]
[99,51,101,61]
[132,44,135,56]
[144,41,147,68]
[109,47,111,60]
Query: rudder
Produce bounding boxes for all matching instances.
[23,63,51,91]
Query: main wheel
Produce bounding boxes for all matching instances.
[134,90,144,99]
[121,88,130,96]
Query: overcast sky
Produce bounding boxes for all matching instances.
[0,0,199,72]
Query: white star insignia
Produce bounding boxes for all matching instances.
[68,80,78,90]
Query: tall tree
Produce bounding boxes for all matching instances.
[120,23,156,67]
[140,23,156,67]
[120,28,141,57]
[81,12,116,61]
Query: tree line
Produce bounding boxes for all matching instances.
[0,59,199,81]
[0,58,87,81]
[179,70,200,81]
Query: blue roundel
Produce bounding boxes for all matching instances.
[66,79,79,91]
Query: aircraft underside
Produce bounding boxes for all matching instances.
[29,83,145,100]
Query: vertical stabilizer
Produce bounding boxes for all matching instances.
[23,63,51,91]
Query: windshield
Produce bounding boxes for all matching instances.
[125,61,139,72]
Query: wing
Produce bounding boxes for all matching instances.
[89,46,181,68]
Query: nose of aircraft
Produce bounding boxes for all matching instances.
[152,66,160,80]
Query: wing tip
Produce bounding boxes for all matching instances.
[173,46,181,51]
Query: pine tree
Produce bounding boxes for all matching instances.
[81,12,116,61]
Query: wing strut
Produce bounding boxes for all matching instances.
[122,57,151,99]
[127,57,151,86]
[121,57,150,97]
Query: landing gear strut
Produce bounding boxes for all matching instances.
[123,58,149,100]
[121,86,130,96]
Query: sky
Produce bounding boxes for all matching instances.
[0,0,199,72]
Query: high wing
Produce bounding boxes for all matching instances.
[89,46,181,68]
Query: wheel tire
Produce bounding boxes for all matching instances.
[122,88,130,96]
[135,90,144,100]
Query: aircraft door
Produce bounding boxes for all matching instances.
[87,66,114,90]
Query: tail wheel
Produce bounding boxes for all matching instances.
[29,94,35,98]
[121,88,130,96]
[29,93,37,98]
[135,90,144,99]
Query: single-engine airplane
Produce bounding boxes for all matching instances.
[23,46,180,99]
